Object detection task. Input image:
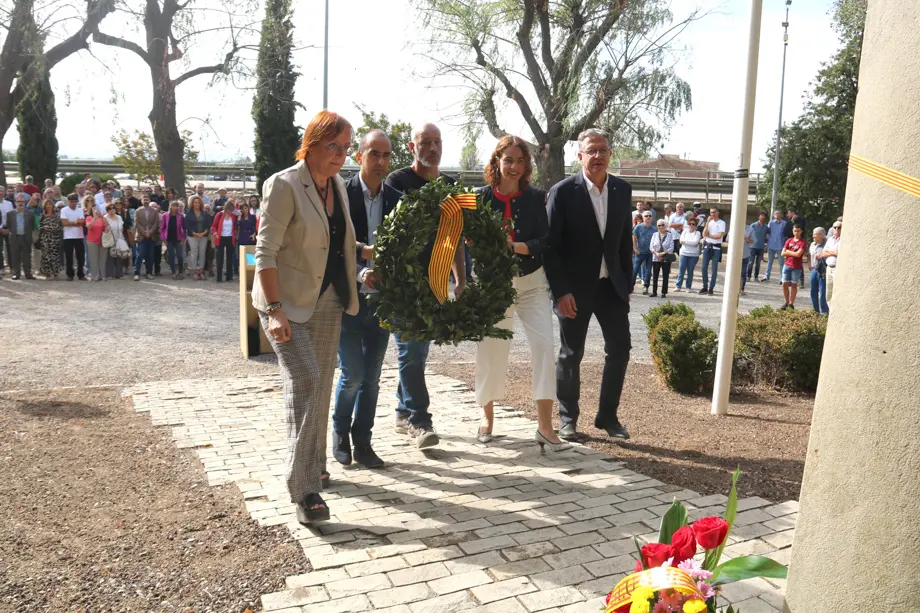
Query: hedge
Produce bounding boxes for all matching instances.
[646,305,827,394]
[642,301,696,341]
[649,313,718,394]
[733,309,828,393]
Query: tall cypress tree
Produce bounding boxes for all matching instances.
[16,18,59,186]
[252,0,300,193]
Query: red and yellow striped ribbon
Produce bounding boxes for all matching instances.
[604,566,705,612]
[428,192,478,304]
[849,153,920,199]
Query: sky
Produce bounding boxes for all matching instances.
[6,0,840,174]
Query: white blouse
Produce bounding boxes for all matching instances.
[680,229,702,257]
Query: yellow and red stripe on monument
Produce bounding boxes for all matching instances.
[849,154,920,199]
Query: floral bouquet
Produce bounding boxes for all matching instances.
[604,471,787,613]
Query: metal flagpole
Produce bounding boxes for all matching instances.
[769,0,792,217]
[712,0,764,416]
[323,0,329,109]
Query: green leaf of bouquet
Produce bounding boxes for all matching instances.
[705,468,740,571]
[710,555,788,586]
[658,499,688,544]
[633,536,645,571]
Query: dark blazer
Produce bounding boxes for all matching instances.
[544,172,634,304]
[346,173,402,284]
[4,209,37,245]
[478,185,548,277]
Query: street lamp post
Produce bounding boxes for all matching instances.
[769,0,791,217]
[323,0,329,109]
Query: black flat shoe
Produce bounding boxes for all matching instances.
[296,493,330,524]
[558,422,577,441]
[602,422,631,440]
[332,431,352,466]
[354,445,385,469]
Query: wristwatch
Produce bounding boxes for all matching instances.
[266,301,283,315]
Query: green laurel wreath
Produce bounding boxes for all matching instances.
[369,180,516,345]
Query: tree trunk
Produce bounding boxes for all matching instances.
[148,63,186,197]
[0,123,8,187]
[535,140,566,190]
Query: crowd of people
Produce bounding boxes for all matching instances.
[630,200,842,314]
[0,175,262,283]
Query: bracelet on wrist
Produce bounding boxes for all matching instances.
[266,301,283,315]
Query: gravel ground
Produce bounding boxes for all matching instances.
[0,388,306,612]
[0,276,278,391]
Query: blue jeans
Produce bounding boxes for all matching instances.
[747,248,764,279]
[765,248,782,279]
[394,333,431,427]
[700,245,722,291]
[333,295,390,446]
[741,257,750,290]
[675,255,698,289]
[632,252,652,289]
[166,240,184,274]
[134,238,156,275]
[810,269,829,314]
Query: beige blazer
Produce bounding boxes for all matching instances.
[251,160,359,323]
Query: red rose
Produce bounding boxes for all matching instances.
[641,542,674,568]
[634,559,643,573]
[693,517,729,550]
[670,525,697,563]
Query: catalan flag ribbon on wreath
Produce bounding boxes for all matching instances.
[427,192,478,304]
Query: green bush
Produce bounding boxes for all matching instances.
[649,313,718,394]
[643,301,696,341]
[59,173,121,197]
[747,305,775,319]
[733,309,828,392]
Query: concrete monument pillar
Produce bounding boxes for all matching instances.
[784,1,920,610]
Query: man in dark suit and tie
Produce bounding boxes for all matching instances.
[544,129,634,441]
[2,194,37,280]
[331,129,402,469]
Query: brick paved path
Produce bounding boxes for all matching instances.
[128,369,797,613]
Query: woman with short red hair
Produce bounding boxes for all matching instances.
[251,110,360,524]
[474,136,569,453]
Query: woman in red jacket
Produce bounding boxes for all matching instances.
[211,200,238,282]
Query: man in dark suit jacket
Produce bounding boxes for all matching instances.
[544,129,634,441]
[3,196,37,279]
[331,129,402,469]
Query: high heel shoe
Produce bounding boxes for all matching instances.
[535,430,572,454]
[476,424,493,444]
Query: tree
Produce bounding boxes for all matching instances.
[757,0,866,226]
[459,124,482,171]
[354,105,414,170]
[0,0,114,186]
[414,0,696,188]
[112,128,198,187]
[252,0,300,192]
[16,16,58,184]
[92,0,258,196]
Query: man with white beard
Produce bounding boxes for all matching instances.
[382,123,466,449]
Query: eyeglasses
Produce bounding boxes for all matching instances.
[582,148,611,158]
[325,142,353,156]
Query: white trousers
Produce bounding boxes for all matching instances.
[475,267,555,406]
